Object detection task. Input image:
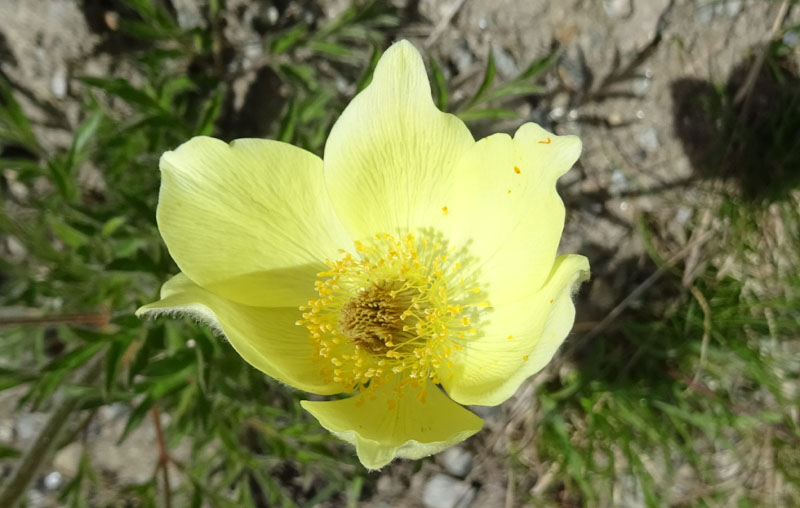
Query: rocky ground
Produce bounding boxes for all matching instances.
[1,0,798,507]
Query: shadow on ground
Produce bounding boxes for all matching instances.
[672,44,800,203]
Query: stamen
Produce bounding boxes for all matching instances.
[298,232,489,396]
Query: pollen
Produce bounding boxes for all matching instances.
[297,232,489,396]
[442,206,448,216]
[513,166,521,174]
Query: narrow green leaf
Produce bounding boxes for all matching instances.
[429,57,449,110]
[118,395,155,445]
[195,89,223,136]
[105,338,129,392]
[355,43,382,94]
[79,77,164,113]
[457,108,519,122]
[276,98,298,143]
[463,48,496,110]
[48,216,89,248]
[43,342,105,373]
[308,40,352,58]
[270,24,308,54]
[140,348,195,378]
[100,216,127,237]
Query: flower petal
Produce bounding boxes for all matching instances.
[323,40,474,240]
[137,272,340,395]
[158,137,351,306]
[440,254,589,406]
[301,377,483,469]
[441,123,582,304]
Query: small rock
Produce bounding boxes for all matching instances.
[610,170,629,195]
[675,206,693,225]
[631,75,651,96]
[43,471,63,491]
[782,30,799,47]
[694,3,715,24]
[723,0,742,17]
[14,412,47,442]
[172,0,206,29]
[491,46,518,80]
[603,0,632,19]
[636,126,659,152]
[50,67,68,99]
[422,474,477,508]
[451,42,474,76]
[441,446,473,477]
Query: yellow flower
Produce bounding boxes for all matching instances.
[137,40,589,469]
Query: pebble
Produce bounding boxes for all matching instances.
[782,30,799,47]
[50,67,67,99]
[631,75,651,96]
[14,413,47,442]
[491,45,518,80]
[422,474,477,508]
[610,170,630,195]
[636,126,660,152]
[441,446,473,477]
[43,471,63,491]
[603,0,632,19]
[675,206,693,225]
[694,3,715,25]
[723,0,743,17]
[451,42,474,76]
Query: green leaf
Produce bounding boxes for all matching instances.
[140,348,195,378]
[463,48,496,110]
[0,81,41,154]
[517,51,560,81]
[457,108,519,122]
[118,395,155,444]
[429,57,449,110]
[355,43,382,94]
[79,77,164,113]
[0,443,21,459]
[48,216,89,248]
[308,41,352,58]
[270,24,308,54]
[43,342,105,373]
[195,89,223,136]
[100,216,127,237]
[105,338,130,392]
[276,98,298,143]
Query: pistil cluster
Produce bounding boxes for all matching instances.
[297,232,488,401]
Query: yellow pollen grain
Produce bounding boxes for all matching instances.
[442,206,448,216]
[549,298,554,304]
[513,165,521,174]
[523,355,529,361]
[507,189,512,194]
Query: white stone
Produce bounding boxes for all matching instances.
[441,446,473,477]
[422,474,476,508]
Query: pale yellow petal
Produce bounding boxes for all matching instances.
[440,254,589,406]
[301,377,483,469]
[440,123,582,305]
[323,40,474,240]
[137,272,340,395]
[158,137,351,306]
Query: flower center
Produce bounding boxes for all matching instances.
[338,281,420,355]
[297,232,488,396]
